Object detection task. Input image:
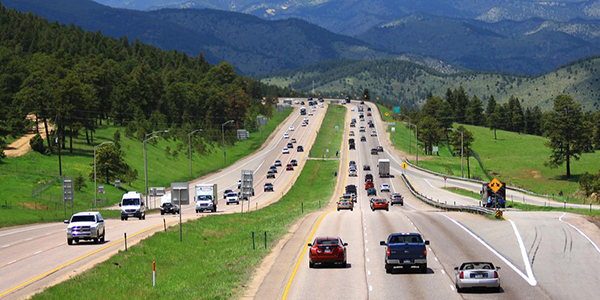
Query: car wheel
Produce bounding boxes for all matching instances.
[142,214,146,220]
[74,238,79,243]
[124,217,128,221]
[93,237,99,243]
[226,203,229,205]
[309,261,314,268]
[350,208,353,211]
[420,264,427,273]
[67,238,73,245]
[386,208,389,211]
[161,212,164,215]
[385,264,392,274]
[342,261,347,268]
[213,207,217,212]
[401,203,404,206]
[337,208,340,211]
[495,286,501,293]
[391,203,394,206]
[100,232,105,243]
[456,284,461,293]
[139,216,143,220]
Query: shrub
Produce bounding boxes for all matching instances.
[29,134,46,154]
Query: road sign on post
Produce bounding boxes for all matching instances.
[62,178,73,203]
[241,170,254,200]
[98,185,105,194]
[237,129,250,140]
[401,162,408,170]
[488,178,503,193]
[171,182,189,206]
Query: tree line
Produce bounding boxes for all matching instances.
[0,4,292,169]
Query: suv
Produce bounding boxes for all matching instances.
[160,202,180,215]
[65,212,105,245]
[390,193,404,206]
[297,145,304,152]
[264,183,274,192]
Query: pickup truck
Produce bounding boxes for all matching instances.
[65,212,105,245]
[380,233,430,273]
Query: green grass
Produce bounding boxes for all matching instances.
[443,187,600,218]
[0,108,292,228]
[31,160,340,300]
[378,104,600,203]
[310,105,346,158]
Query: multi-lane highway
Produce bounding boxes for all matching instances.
[0,100,327,299]
[253,100,600,300]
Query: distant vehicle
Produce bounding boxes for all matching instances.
[481,181,506,208]
[360,136,366,142]
[264,183,274,192]
[390,193,404,206]
[377,146,383,152]
[320,103,324,108]
[349,131,355,136]
[283,99,293,105]
[269,166,278,173]
[345,185,357,202]
[301,101,305,105]
[289,126,295,131]
[318,97,324,102]
[345,96,351,103]
[367,112,372,116]
[455,262,501,292]
[363,164,370,171]
[378,159,390,178]
[275,160,282,167]
[160,202,179,215]
[282,147,289,154]
[226,192,240,205]
[291,159,298,166]
[337,199,354,211]
[360,101,365,104]
[297,145,304,152]
[358,106,364,112]
[371,148,379,155]
[291,138,297,143]
[380,233,429,273]
[350,123,356,127]
[223,189,234,199]
[284,133,290,139]
[238,179,242,189]
[367,107,372,111]
[348,168,357,177]
[351,107,355,111]
[267,170,276,179]
[369,123,375,128]
[380,183,390,192]
[308,237,348,268]
[308,111,314,116]
[300,107,306,115]
[370,197,388,211]
[196,184,218,213]
[371,130,377,136]
[367,187,377,196]
[304,117,309,122]
[302,121,308,127]
[360,126,366,132]
[294,100,300,104]
[287,142,294,149]
[349,143,356,150]
[120,191,145,221]
[286,164,294,171]
[65,212,105,245]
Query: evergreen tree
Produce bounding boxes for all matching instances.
[417,115,444,155]
[488,105,503,140]
[485,95,497,117]
[544,95,594,178]
[466,95,484,125]
[89,144,133,184]
[450,126,475,178]
[453,87,469,124]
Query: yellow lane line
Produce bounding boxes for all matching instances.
[281,104,350,300]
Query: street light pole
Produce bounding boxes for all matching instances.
[94,141,113,208]
[415,125,419,166]
[144,130,169,209]
[221,120,234,167]
[188,129,203,177]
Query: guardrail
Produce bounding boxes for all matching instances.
[401,173,494,215]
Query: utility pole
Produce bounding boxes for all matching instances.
[221,120,234,167]
[415,125,419,166]
[188,129,203,177]
[94,141,113,207]
[461,130,464,178]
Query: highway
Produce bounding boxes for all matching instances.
[253,100,600,300]
[0,100,327,299]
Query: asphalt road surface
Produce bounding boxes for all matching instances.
[256,100,600,300]
[0,100,327,299]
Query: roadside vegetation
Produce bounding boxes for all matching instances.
[309,105,346,159]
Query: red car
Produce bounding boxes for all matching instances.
[365,180,374,190]
[370,198,389,211]
[286,164,294,171]
[308,237,348,268]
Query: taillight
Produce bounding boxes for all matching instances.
[459,271,464,279]
[387,247,390,256]
[494,271,498,278]
[423,246,427,256]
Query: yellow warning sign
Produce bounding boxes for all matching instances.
[385,112,389,117]
[488,178,503,193]
[401,162,408,169]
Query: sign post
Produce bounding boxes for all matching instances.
[401,162,408,174]
[171,182,189,242]
[62,177,73,220]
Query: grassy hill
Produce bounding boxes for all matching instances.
[377,105,600,202]
[0,108,291,228]
[262,58,600,111]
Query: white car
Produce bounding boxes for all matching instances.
[289,126,295,131]
[65,212,106,245]
[320,103,324,108]
[371,130,377,136]
[295,100,300,104]
[302,122,308,127]
[226,193,240,205]
[349,131,355,136]
[304,117,309,122]
[282,147,290,154]
[380,183,390,192]
[284,133,290,139]
[455,262,501,292]
[308,111,314,116]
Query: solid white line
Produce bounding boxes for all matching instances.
[1,244,10,248]
[441,214,537,286]
[6,260,17,265]
[33,250,42,255]
[0,223,61,238]
[24,238,33,242]
[559,213,600,254]
[507,219,536,282]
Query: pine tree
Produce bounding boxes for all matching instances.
[466,95,484,125]
[485,95,497,117]
[488,106,503,140]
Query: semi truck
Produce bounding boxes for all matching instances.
[481,181,506,208]
[195,184,218,213]
[378,159,390,178]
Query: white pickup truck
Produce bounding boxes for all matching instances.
[64,212,105,245]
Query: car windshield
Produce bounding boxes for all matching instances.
[461,262,495,270]
[71,215,96,222]
[197,195,212,201]
[122,198,139,206]
[316,239,339,246]
[389,235,423,244]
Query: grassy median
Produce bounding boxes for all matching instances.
[0,108,291,228]
[310,105,346,158]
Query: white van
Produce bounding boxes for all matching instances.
[120,191,146,220]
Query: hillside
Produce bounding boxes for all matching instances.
[357,14,600,75]
[262,58,600,111]
[2,0,419,75]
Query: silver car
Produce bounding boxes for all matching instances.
[455,262,501,292]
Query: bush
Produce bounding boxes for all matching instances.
[29,134,46,154]
[74,172,87,191]
[113,130,121,149]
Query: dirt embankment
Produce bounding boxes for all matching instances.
[3,114,53,158]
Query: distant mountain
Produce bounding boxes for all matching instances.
[356,14,600,75]
[262,57,600,111]
[5,0,444,75]
[94,0,600,35]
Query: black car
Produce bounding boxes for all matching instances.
[349,143,355,150]
[365,174,373,182]
[363,164,371,171]
[360,136,366,142]
[160,203,179,215]
[291,159,298,166]
[297,145,304,152]
[223,189,233,199]
[269,166,278,173]
[267,170,276,179]
[287,142,294,149]
[361,101,365,104]
[264,183,274,192]
[377,146,384,152]
[301,101,305,105]
[371,148,378,155]
[350,123,356,127]
[367,107,371,111]
[369,123,375,128]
